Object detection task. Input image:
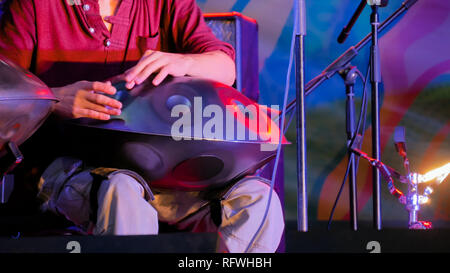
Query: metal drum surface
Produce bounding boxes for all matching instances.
[0,56,58,158]
[65,77,288,191]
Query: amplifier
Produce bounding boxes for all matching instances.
[204,12,259,103]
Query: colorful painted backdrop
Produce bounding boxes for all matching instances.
[0,0,447,227]
[198,0,450,227]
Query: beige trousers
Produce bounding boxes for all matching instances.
[38,158,284,253]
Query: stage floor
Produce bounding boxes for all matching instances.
[0,221,448,253]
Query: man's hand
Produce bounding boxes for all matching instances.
[124,50,194,89]
[52,81,122,120]
[123,50,236,89]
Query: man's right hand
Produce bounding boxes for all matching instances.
[51,81,123,120]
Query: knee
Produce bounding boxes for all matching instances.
[219,177,285,252]
[223,177,284,221]
[102,173,145,198]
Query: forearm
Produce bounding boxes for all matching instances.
[184,51,236,86]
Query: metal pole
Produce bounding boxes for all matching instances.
[370,5,382,230]
[295,0,308,232]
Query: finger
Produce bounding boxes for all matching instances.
[91,81,117,95]
[134,58,168,85]
[85,101,122,116]
[152,67,170,86]
[74,108,111,121]
[124,51,162,82]
[85,92,123,109]
[113,74,135,89]
[125,80,136,90]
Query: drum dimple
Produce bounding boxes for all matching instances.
[166,94,192,112]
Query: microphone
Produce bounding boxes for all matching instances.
[393,126,407,157]
[337,0,389,44]
[337,0,367,44]
[367,0,389,7]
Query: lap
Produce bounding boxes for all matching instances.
[38,157,283,232]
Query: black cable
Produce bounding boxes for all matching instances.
[355,65,370,171]
[244,0,297,251]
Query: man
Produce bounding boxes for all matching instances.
[0,0,284,252]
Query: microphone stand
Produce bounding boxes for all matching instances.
[284,0,418,114]
[339,66,359,230]
[370,3,383,230]
[282,0,418,231]
[338,3,372,230]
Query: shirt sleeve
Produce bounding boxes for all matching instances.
[169,0,236,61]
[0,0,36,70]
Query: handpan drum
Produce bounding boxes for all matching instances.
[0,56,58,158]
[64,76,289,191]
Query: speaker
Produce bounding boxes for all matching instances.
[204,12,259,102]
